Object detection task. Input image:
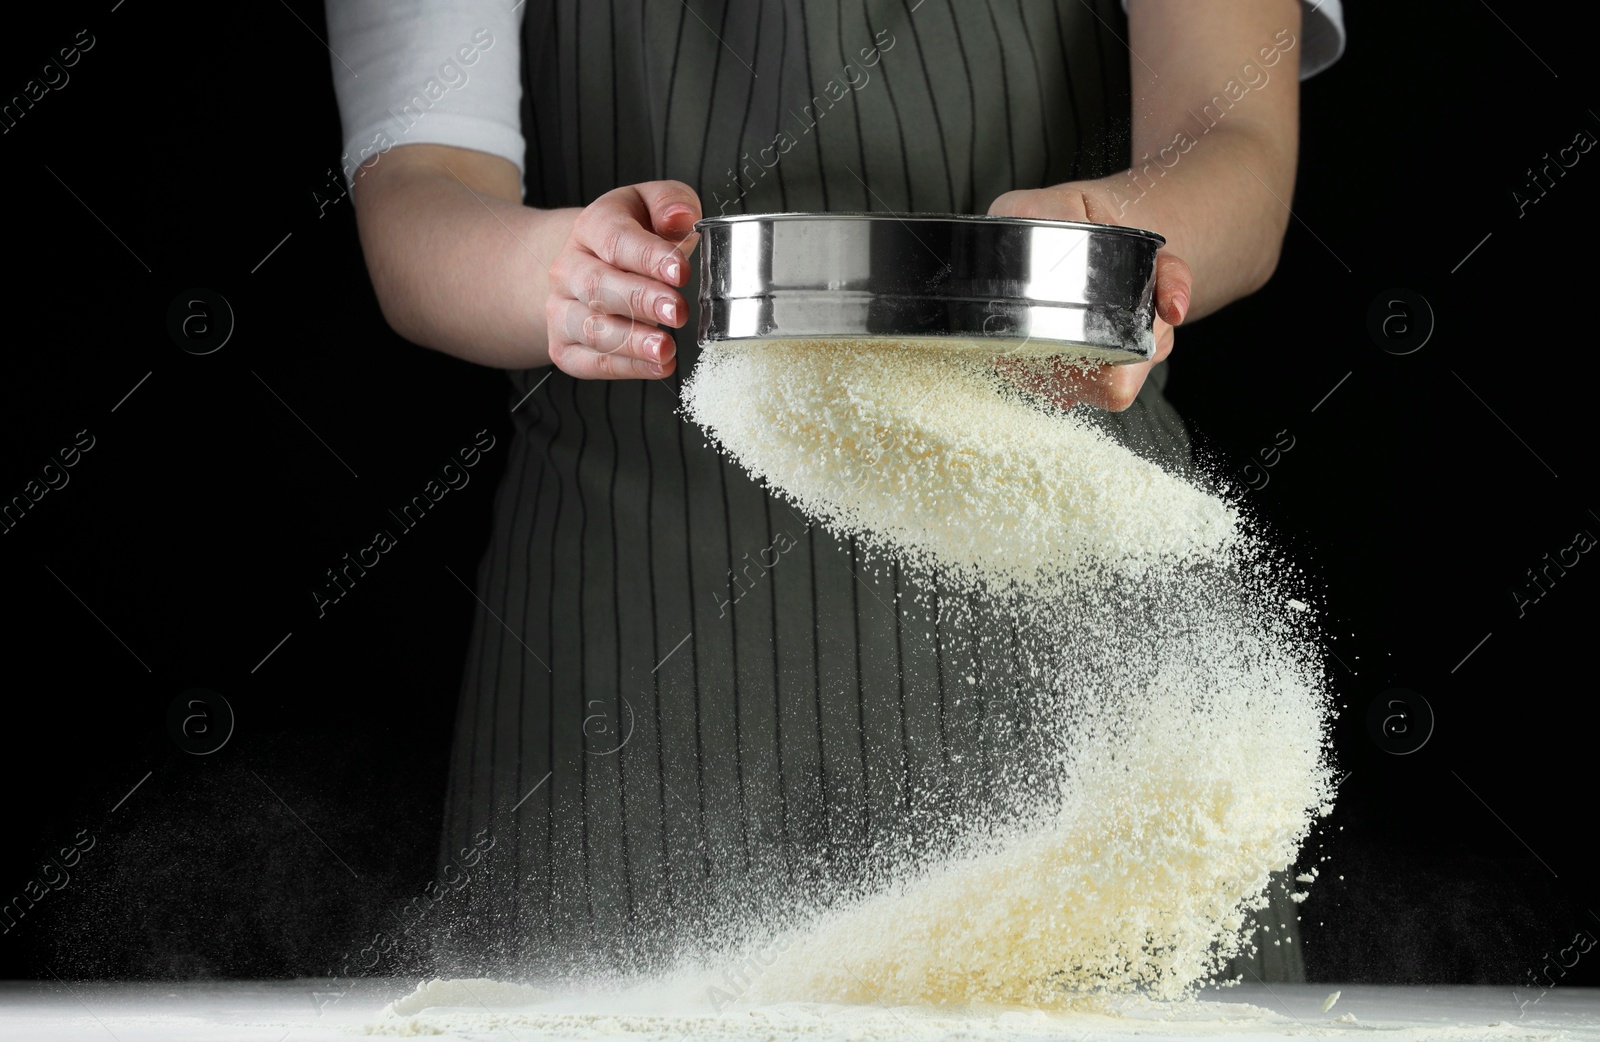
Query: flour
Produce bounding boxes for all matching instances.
[680,338,1239,590]
[742,566,1333,1007]
[374,336,1341,1031]
[375,978,552,1017]
[363,982,1584,1040]
[678,337,1336,1006]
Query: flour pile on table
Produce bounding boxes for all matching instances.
[679,338,1336,1006]
[365,982,1592,1040]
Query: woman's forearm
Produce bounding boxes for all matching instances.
[1105,0,1303,322]
[1082,120,1295,321]
[351,144,578,369]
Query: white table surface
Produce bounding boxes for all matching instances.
[2,980,1596,1040]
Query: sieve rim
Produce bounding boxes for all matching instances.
[694,211,1167,247]
[695,211,1165,364]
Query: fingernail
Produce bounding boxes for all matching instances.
[663,205,694,222]
[649,361,666,376]
[1173,292,1189,322]
[656,298,678,324]
[663,257,682,283]
[645,333,665,361]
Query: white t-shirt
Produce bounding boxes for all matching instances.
[327,0,1346,189]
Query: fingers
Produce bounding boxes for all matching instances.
[550,342,675,380]
[988,186,1091,222]
[573,208,685,285]
[579,181,702,281]
[633,180,703,244]
[1097,359,1154,412]
[987,183,1126,224]
[556,251,688,329]
[988,185,1193,326]
[1030,361,1146,413]
[547,181,702,381]
[545,297,677,381]
[984,185,1187,410]
[1058,361,1147,413]
[1068,317,1173,411]
[995,350,1165,413]
[1151,317,1175,365]
[1154,252,1192,327]
[995,356,1089,408]
[571,181,701,285]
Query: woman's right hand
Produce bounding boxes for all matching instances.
[545,181,703,380]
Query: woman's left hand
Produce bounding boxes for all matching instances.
[987,184,1192,411]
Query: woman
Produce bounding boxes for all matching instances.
[328,0,1345,980]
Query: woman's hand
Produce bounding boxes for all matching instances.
[987,184,1191,411]
[545,181,703,380]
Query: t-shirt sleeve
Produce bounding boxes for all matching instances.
[1120,0,1347,80]
[325,0,525,189]
[1295,0,1346,78]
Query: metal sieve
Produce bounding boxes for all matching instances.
[694,212,1166,365]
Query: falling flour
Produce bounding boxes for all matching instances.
[368,336,1339,1033]
[680,337,1336,1006]
[681,339,1239,589]
[742,612,1332,1007]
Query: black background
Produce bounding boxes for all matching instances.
[1,0,1595,993]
